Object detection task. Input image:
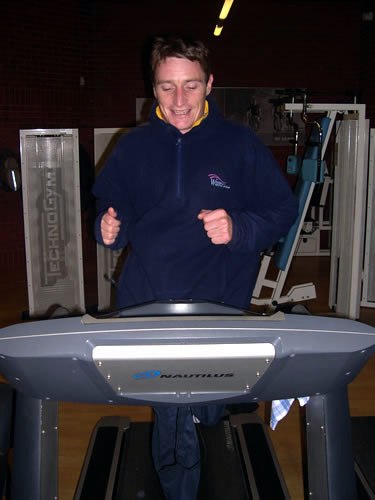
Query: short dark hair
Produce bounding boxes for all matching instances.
[150,35,211,83]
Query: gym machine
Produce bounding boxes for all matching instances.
[0,300,374,498]
[252,93,373,320]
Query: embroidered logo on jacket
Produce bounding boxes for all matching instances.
[208,173,231,189]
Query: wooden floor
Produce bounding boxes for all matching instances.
[1,255,375,499]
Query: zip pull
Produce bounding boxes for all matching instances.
[176,137,182,198]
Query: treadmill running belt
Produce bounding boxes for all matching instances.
[197,419,250,500]
[76,415,289,499]
[114,422,164,499]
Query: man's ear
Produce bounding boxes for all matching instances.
[206,74,214,96]
[153,86,157,99]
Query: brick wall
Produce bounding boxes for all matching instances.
[0,0,372,270]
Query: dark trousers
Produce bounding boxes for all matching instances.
[152,405,225,500]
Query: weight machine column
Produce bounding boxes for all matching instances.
[306,387,357,500]
[11,393,59,500]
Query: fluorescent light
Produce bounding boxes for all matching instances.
[219,0,234,20]
[213,25,223,36]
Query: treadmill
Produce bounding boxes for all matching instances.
[0,300,374,499]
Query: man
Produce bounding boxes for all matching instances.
[93,35,298,499]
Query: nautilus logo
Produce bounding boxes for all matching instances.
[133,371,234,379]
[208,173,230,189]
[133,370,161,380]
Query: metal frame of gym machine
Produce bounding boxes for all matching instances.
[94,128,129,312]
[19,128,85,319]
[361,128,375,308]
[93,128,130,312]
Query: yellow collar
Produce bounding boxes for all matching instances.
[156,100,209,129]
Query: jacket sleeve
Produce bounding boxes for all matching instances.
[92,140,133,251]
[227,135,298,254]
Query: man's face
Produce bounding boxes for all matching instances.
[153,57,213,134]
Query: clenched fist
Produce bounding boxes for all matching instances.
[197,208,233,245]
[101,207,121,245]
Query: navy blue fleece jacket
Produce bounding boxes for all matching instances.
[93,99,298,309]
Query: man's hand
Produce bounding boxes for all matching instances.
[101,207,121,245]
[197,209,233,244]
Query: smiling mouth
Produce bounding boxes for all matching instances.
[173,109,190,115]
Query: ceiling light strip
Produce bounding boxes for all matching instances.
[213,0,235,36]
[219,0,234,20]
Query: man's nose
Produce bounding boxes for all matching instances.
[174,87,185,106]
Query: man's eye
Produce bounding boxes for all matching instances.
[186,86,197,91]
[162,87,173,92]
